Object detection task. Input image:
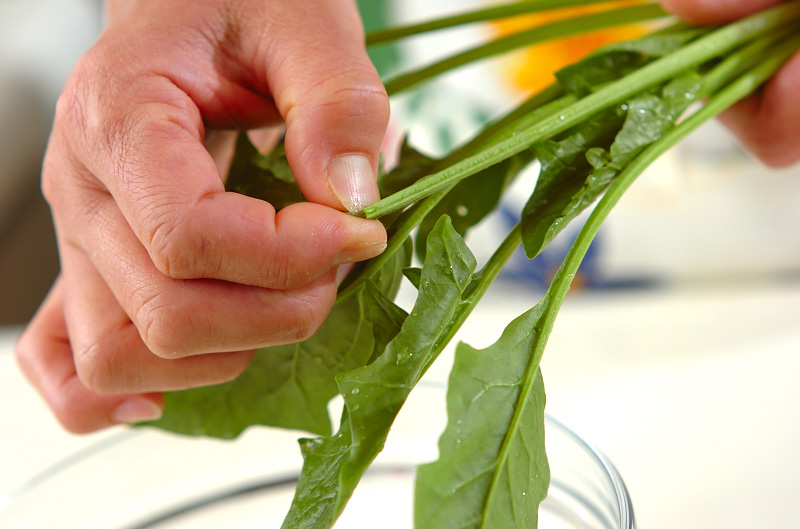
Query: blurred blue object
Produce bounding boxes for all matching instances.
[496,204,604,291]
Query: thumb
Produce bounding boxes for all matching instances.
[258,0,389,213]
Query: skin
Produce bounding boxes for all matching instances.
[661,0,800,167]
[17,0,800,434]
[15,0,389,433]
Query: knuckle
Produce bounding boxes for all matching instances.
[39,158,61,209]
[54,58,92,133]
[134,290,196,358]
[147,216,191,278]
[324,78,390,124]
[149,218,217,280]
[286,67,390,123]
[347,82,391,120]
[144,196,217,280]
[73,340,116,394]
[58,49,122,161]
[283,290,334,343]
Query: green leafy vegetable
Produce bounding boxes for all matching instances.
[139,2,800,528]
[521,70,703,257]
[415,151,534,261]
[364,3,800,219]
[281,216,476,528]
[415,311,550,529]
[225,133,305,211]
[144,280,407,437]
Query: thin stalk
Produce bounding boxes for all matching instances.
[538,41,800,363]
[446,84,564,163]
[701,28,799,96]
[364,0,800,219]
[366,0,619,45]
[341,195,443,298]
[341,85,569,297]
[384,3,669,95]
[479,42,800,520]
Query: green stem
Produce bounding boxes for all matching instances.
[544,51,796,346]
[366,0,618,45]
[445,84,565,164]
[701,28,799,97]
[384,3,669,95]
[364,0,800,219]
[341,85,567,297]
[478,41,800,519]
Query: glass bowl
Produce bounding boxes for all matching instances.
[0,383,634,529]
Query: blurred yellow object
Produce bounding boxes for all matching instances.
[491,1,650,94]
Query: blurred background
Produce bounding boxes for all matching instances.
[0,0,102,324]
[1,1,800,528]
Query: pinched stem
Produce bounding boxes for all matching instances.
[363,1,800,219]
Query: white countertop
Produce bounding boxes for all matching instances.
[2,278,799,528]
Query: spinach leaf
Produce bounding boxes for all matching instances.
[409,92,569,262]
[521,71,703,258]
[520,107,624,258]
[415,150,535,262]
[587,73,703,183]
[142,281,407,437]
[281,216,477,528]
[225,132,305,211]
[402,266,422,290]
[141,133,417,438]
[341,229,414,303]
[415,304,551,528]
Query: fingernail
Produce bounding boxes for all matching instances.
[112,399,163,424]
[328,154,381,214]
[334,240,387,266]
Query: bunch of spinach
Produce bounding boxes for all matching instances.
[140,1,800,527]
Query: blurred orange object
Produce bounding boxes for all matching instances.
[491,1,650,94]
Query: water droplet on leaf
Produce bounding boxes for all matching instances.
[396,350,414,365]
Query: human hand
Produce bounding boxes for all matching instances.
[661,0,800,166]
[14,0,389,433]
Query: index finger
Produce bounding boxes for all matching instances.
[57,70,386,290]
